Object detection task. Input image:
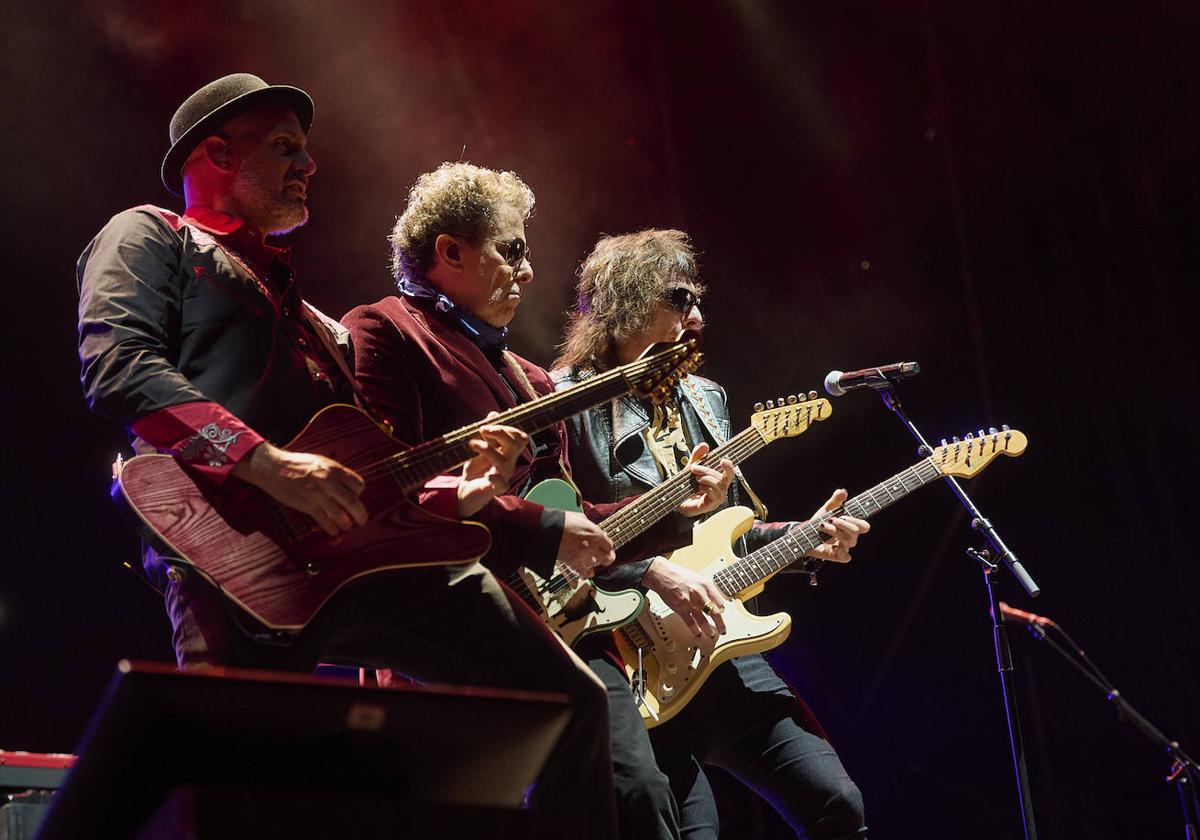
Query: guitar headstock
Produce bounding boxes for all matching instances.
[750,391,832,442]
[627,332,705,403]
[932,426,1028,478]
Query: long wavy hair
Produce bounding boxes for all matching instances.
[555,229,703,372]
[389,162,535,284]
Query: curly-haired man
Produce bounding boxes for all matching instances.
[344,165,739,840]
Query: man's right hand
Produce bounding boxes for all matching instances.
[642,556,726,638]
[231,442,368,536]
[557,510,615,579]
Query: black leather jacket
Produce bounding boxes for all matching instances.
[552,367,796,590]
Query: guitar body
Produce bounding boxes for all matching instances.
[508,478,645,648]
[115,404,492,630]
[615,506,792,727]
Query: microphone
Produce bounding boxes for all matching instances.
[998,601,1057,628]
[823,362,920,397]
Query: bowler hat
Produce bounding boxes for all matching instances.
[161,73,314,196]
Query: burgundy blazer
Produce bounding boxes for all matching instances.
[342,294,634,576]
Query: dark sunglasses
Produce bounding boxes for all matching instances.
[665,286,705,316]
[452,233,531,269]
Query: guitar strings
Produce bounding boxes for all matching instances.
[532,404,825,600]
[714,434,1017,596]
[600,399,826,547]
[273,350,692,539]
[531,426,767,599]
[712,458,943,598]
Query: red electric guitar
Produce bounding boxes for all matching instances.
[113,337,702,631]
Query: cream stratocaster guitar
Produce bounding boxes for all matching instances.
[113,337,702,631]
[615,426,1029,726]
[506,392,832,648]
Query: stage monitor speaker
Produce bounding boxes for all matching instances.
[35,660,571,839]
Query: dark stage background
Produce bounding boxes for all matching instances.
[2,2,1198,837]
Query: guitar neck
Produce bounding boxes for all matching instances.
[713,456,944,598]
[601,425,768,549]
[387,368,637,490]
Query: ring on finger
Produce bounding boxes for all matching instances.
[702,602,720,616]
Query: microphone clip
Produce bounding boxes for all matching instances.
[966,545,997,572]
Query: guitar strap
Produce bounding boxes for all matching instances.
[677,376,769,521]
[501,350,540,401]
[504,352,576,487]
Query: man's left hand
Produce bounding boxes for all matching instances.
[678,442,735,517]
[455,421,529,517]
[803,488,870,564]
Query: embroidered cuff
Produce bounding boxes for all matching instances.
[132,402,264,482]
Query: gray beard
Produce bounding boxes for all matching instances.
[232,166,308,235]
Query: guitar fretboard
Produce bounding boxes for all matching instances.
[601,426,767,548]
[601,401,826,547]
[712,457,945,598]
[379,352,681,491]
[499,421,765,604]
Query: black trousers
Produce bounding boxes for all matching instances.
[648,654,866,840]
[584,651,681,840]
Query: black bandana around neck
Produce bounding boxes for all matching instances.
[400,275,509,354]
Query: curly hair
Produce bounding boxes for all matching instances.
[389,162,535,283]
[554,229,703,372]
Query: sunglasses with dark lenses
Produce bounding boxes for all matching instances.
[453,235,530,267]
[665,286,705,316]
[494,237,530,269]
[452,233,531,269]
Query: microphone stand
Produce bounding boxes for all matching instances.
[1021,621,1200,838]
[873,383,1040,840]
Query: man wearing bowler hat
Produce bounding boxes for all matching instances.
[77,73,618,835]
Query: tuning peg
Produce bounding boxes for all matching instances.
[1001,424,1010,432]
[965,432,974,440]
[777,396,785,406]
[787,394,798,404]
[952,436,960,443]
[989,426,998,435]
[765,400,774,409]
[940,438,948,447]
[977,429,985,439]
[807,390,818,400]
[797,392,808,402]
[753,402,764,412]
